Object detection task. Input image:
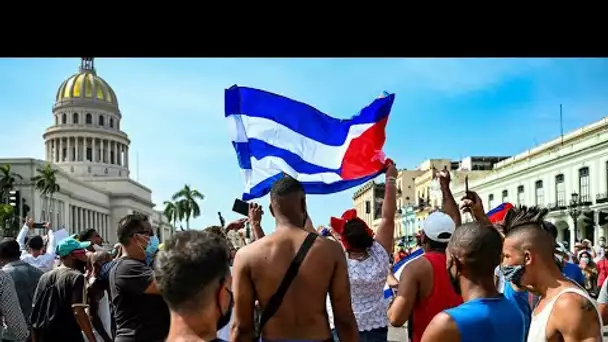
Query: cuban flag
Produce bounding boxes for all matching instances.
[487,202,514,224]
[225,86,395,200]
[383,248,425,299]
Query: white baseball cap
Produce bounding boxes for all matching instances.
[422,212,455,243]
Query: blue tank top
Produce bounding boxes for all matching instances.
[444,296,526,342]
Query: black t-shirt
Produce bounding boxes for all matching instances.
[110,257,170,342]
[30,266,87,342]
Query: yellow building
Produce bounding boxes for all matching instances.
[352,169,422,239]
[353,157,507,239]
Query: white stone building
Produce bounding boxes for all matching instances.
[452,116,608,248]
[0,58,173,245]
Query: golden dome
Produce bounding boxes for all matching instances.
[55,58,118,106]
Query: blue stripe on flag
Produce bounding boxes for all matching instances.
[225,86,395,146]
[242,169,384,201]
[383,248,425,299]
[233,140,339,175]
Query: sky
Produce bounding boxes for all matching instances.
[0,58,607,232]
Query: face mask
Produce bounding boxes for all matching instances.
[580,257,590,265]
[217,288,234,330]
[447,259,461,296]
[145,236,160,266]
[501,264,526,287]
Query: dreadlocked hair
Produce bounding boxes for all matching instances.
[503,205,549,236]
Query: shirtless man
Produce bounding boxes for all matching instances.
[231,175,358,342]
[502,206,602,342]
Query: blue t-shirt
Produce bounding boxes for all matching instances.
[562,262,585,286]
[445,296,526,342]
[503,283,533,338]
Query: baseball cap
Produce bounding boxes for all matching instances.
[421,212,455,243]
[57,238,90,257]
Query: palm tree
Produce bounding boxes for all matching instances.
[0,165,23,203]
[163,200,185,233]
[171,184,204,230]
[31,163,60,222]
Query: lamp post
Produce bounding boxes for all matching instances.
[569,192,582,243]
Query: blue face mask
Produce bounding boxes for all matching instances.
[501,264,526,287]
[145,236,160,266]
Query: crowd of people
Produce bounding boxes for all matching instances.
[0,160,607,341]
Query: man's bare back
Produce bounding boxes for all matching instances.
[232,226,358,342]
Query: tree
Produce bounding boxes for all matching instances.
[163,200,185,233]
[171,184,204,230]
[0,164,23,204]
[31,163,60,222]
[0,204,14,236]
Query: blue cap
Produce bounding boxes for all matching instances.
[57,238,90,257]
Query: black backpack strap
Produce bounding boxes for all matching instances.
[258,232,318,336]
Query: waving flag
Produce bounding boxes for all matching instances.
[225,86,395,200]
[383,248,425,299]
[487,202,514,224]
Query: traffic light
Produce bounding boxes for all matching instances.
[7,190,21,219]
[599,211,608,226]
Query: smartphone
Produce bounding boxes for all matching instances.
[232,199,249,216]
[465,176,469,193]
[33,222,46,229]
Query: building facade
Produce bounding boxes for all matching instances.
[0,58,173,244]
[452,116,608,248]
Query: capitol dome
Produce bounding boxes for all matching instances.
[55,58,118,106]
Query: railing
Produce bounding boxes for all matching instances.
[597,193,608,203]
[580,194,593,205]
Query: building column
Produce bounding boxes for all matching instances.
[58,138,63,162]
[567,215,576,247]
[92,138,97,163]
[105,140,110,164]
[125,146,129,169]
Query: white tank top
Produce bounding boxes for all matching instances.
[527,287,602,342]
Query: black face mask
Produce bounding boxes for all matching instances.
[217,288,234,330]
[447,258,462,296]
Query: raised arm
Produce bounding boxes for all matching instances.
[375,161,397,254]
[437,167,461,227]
[248,203,265,241]
[460,191,491,227]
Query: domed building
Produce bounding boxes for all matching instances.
[1,58,172,244]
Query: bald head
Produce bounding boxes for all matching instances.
[448,222,503,278]
[504,206,553,259]
[269,174,307,226]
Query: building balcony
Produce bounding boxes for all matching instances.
[597,193,608,204]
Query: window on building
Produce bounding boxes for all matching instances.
[517,185,525,205]
[109,118,114,128]
[502,190,508,203]
[579,167,590,202]
[98,115,104,126]
[365,201,371,214]
[85,113,92,124]
[86,147,92,162]
[62,113,67,124]
[555,174,565,206]
[73,113,79,124]
[488,194,494,210]
[535,180,544,206]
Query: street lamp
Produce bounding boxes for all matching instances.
[569,192,582,243]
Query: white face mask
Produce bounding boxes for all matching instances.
[580,257,590,264]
